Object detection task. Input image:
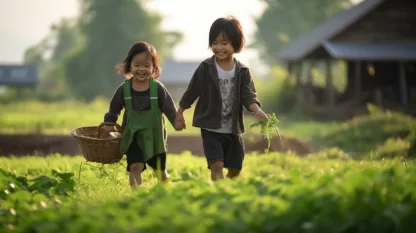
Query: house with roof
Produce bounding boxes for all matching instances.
[279,0,416,119]
[158,58,200,102]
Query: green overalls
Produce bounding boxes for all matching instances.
[119,78,166,162]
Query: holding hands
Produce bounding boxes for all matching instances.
[174,110,186,131]
[172,105,268,132]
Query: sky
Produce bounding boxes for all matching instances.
[0,0,267,73]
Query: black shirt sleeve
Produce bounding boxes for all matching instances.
[157,81,177,127]
[104,83,125,123]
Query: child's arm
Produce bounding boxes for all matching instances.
[241,68,261,112]
[157,82,177,127]
[178,64,203,113]
[104,84,124,123]
[241,69,268,121]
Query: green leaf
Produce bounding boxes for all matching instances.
[250,112,282,153]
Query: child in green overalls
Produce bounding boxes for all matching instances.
[101,41,185,189]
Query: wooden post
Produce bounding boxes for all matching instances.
[399,62,408,108]
[374,88,383,106]
[295,62,301,85]
[295,62,303,102]
[287,62,293,77]
[354,61,362,95]
[325,60,336,105]
[307,61,313,85]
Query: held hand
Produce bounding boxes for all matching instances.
[173,117,181,131]
[174,113,186,131]
[174,121,185,131]
[100,125,114,138]
[254,109,269,121]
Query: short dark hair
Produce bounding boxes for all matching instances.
[116,41,161,78]
[208,16,246,53]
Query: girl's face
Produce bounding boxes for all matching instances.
[211,33,235,61]
[130,52,154,82]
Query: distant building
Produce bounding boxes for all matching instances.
[0,64,39,86]
[279,0,416,119]
[158,58,200,101]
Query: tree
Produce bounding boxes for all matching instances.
[23,19,80,98]
[21,0,183,102]
[252,0,354,65]
[64,0,183,101]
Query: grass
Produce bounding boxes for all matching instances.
[0,99,329,143]
[0,98,201,135]
[1,100,415,232]
[271,116,338,142]
[1,99,415,158]
[1,152,416,232]
[312,105,416,157]
[2,68,416,231]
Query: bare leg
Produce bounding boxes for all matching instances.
[129,163,145,190]
[210,161,224,181]
[152,169,170,183]
[226,168,240,179]
[129,173,135,188]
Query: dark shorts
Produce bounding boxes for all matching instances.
[201,129,245,171]
[125,141,166,172]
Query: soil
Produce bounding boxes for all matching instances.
[0,133,314,158]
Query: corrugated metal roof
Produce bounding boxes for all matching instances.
[158,59,200,84]
[323,41,416,60]
[279,0,386,61]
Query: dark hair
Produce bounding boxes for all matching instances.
[208,16,246,53]
[115,41,161,78]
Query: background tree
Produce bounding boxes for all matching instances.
[64,0,183,101]
[3,19,81,101]
[20,0,183,102]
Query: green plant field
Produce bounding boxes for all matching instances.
[0,99,259,135]
[0,98,201,135]
[1,100,415,158]
[1,152,416,232]
[0,99,332,142]
[312,105,416,157]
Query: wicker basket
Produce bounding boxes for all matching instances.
[71,122,124,164]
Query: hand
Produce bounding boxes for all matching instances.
[254,109,268,121]
[174,118,186,131]
[174,112,186,131]
[100,125,115,138]
[174,121,185,131]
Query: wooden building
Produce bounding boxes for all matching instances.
[279,0,416,119]
[158,59,200,101]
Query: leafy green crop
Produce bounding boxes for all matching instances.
[1,153,416,233]
[0,167,76,231]
[250,112,282,153]
[312,104,416,155]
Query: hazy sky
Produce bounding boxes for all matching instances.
[0,0,266,71]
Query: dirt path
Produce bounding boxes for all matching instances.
[0,133,313,157]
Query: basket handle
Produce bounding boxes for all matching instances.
[97,122,122,138]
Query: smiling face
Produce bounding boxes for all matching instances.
[130,52,154,82]
[211,33,235,62]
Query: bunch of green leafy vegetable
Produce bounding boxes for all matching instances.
[250,113,282,153]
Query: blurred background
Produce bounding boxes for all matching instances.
[0,0,364,102]
[1,0,415,158]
